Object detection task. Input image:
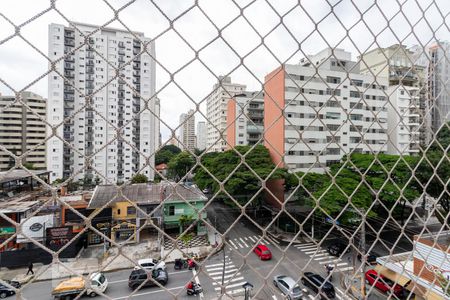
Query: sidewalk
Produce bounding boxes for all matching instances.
[161,226,222,262]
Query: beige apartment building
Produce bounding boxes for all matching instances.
[0,91,47,171]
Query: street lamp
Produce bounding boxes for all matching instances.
[242,282,253,300]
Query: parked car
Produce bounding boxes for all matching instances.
[273,275,303,300]
[254,244,272,260]
[0,281,20,299]
[301,272,335,299]
[365,269,403,296]
[327,242,349,257]
[134,258,166,271]
[128,269,168,290]
[357,252,378,264]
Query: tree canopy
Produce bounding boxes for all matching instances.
[131,173,148,184]
[155,145,181,165]
[168,151,195,180]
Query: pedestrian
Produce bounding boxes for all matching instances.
[26,262,34,275]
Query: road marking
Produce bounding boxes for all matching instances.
[206,265,237,272]
[308,252,328,257]
[214,281,247,290]
[211,273,241,280]
[262,239,271,245]
[266,236,279,244]
[296,245,318,251]
[248,236,256,242]
[237,242,243,248]
[244,237,248,241]
[239,238,248,247]
[109,269,191,284]
[192,267,204,299]
[205,262,226,268]
[112,285,184,299]
[314,256,334,261]
[335,263,348,267]
[208,268,239,276]
[229,240,238,249]
[319,259,341,264]
[272,295,277,300]
[109,279,128,284]
[308,295,315,300]
[212,276,244,285]
[304,249,327,255]
[335,287,352,299]
[225,288,244,295]
[294,243,315,248]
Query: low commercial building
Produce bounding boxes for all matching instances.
[161,183,207,235]
[376,231,450,299]
[89,183,162,243]
[226,91,264,147]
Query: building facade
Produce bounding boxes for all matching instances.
[226,91,264,147]
[206,76,246,152]
[0,92,47,171]
[359,44,431,146]
[264,49,389,173]
[387,86,421,155]
[196,121,206,151]
[178,109,196,151]
[428,41,450,132]
[47,22,157,184]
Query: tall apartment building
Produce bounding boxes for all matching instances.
[206,76,246,152]
[387,86,421,155]
[359,44,429,146]
[178,109,196,151]
[428,41,450,132]
[264,48,389,173]
[0,92,47,171]
[226,91,264,147]
[196,121,206,150]
[47,22,157,183]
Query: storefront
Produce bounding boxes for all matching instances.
[112,221,137,243]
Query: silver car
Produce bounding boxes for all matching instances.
[273,275,303,300]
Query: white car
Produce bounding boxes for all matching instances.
[134,258,166,271]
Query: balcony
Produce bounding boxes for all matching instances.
[64,94,75,101]
[133,40,140,48]
[247,124,263,134]
[64,63,75,70]
[64,56,75,63]
[64,31,75,39]
[64,38,75,46]
[86,60,94,66]
[118,49,125,55]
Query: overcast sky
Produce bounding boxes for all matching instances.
[0,0,448,141]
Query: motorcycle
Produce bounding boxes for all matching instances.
[174,258,188,270]
[186,282,203,296]
[187,258,198,270]
[325,264,334,281]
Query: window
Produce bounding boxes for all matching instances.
[168,206,175,216]
[127,206,136,215]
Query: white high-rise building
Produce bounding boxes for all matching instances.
[196,121,206,150]
[387,86,421,155]
[178,109,196,151]
[428,41,450,131]
[206,76,246,152]
[47,22,157,184]
[264,48,389,173]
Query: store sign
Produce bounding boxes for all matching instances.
[46,226,73,250]
[17,214,53,242]
[0,227,15,236]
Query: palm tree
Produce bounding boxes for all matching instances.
[179,214,194,234]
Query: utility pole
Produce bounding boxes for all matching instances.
[221,244,226,294]
[359,209,366,299]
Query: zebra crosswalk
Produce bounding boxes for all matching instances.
[204,256,248,296]
[293,242,355,274]
[227,235,279,250]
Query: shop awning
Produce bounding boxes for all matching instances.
[375,265,412,287]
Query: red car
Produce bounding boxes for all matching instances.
[254,244,272,260]
[365,270,403,296]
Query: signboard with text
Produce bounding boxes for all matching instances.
[46,226,73,250]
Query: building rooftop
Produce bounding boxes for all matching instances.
[88,183,162,208]
[0,170,50,185]
[415,230,450,249]
[0,196,39,213]
[161,182,207,203]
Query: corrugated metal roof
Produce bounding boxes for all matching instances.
[88,183,161,208]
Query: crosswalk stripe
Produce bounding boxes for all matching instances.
[211,273,242,280]
[229,240,238,249]
[298,246,318,251]
[319,259,341,264]
[294,243,314,248]
[261,239,271,245]
[206,265,237,272]
[247,236,256,242]
[223,288,244,295]
[214,281,247,291]
[335,263,348,267]
[314,256,334,261]
[208,268,238,276]
[266,236,278,245]
[239,238,248,247]
[308,252,328,257]
[308,295,315,300]
[305,249,327,255]
[212,277,244,285]
[205,262,225,268]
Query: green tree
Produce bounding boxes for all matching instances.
[23,162,36,170]
[194,145,284,206]
[131,173,148,184]
[168,151,195,180]
[155,145,181,165]
[179,214,194,232]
